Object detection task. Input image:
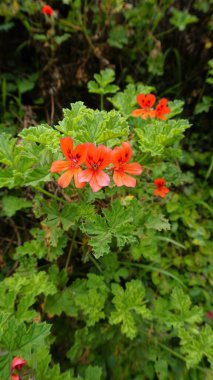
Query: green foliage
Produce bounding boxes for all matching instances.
[56,102,128,145]
[135,118,190,157]
[1,195,32,217]
[0,1,212,376]
[88,68,119,96]
[170,8,198,31]
[109,280,151,339]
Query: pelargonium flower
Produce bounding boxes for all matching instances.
[11,357,27,380]
[51,137,87,189]
[42,4,54,17]
[155,98,170,120]
[154,178,170,198]
[132,93,156,119]
[78,144,111,192]
[11,357,27,371]
[112,142,142,187]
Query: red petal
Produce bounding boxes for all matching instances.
[154,178,165,187]
[58,169,74,188]
[146,94,156,107]
[121,142,132,162]
[85,144,98,168]
[50,160,70,173]
[112,142,132,166]
[74,169,86,188]
[158,98,168,106]
[131,109,144,117]
[123,162,142,175]
[113,170,124,187]
[11,375,20,380]
[60,137,73,160]
[122,173,136,187]
[97,145,112,169]
[154,189,166,198]
[163,187,170,194]
[136,94,146,108]
[113,170,136,187]
[78,168,93,183]
[11,357,27,371]
[96,170,110,187]
[89,175,102,192]
[73,143,88,165]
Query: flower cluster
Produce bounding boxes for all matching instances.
[51,137,142,192]
[42,4,54,17]
[11,357,27,380]
[132,93,170,120]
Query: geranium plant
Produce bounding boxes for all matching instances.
[0,76,212,380]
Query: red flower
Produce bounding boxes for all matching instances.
[112,142,142,187]
[78,144,111,192]
[11,357,27,380]
[206,311,213,319]
[11,357,27,371]
[11,375,20,380]
[42,4,54,17]
[154,178,170,198]
[51,137,87,189]
[132,93,156,119]
[155,98,170,120]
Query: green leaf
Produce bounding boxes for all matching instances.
[84,365,102,380]
[145,213,170,231]
[170,8,198,31]
[135,119,190,157]
[109,280,151,339]
[0,133,17,166]
[56,102,129,146]
[1,195,32,217]
[88,68,119,95]
[0,272,56,322]
[0,318,51,380]
[108,25,128,49]
[178,325,213,368]
[194,96,212,114]
[46,274,108,326]
[166,287,203,328]
[83,201,137,258]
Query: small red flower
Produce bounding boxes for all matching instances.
[42,4,54,17]
[11,357,27,371]
[112,142,142,187]
[132,93,156,119]
[155,98,170,120]
[11,357,27,380]
[78,144,111,192]
[51,137,87,189]
[11,375,20,380]
[154,178,170,198]
[206,311,213,319]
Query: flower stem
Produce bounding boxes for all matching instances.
[65,230,77,272]
[34,186,66,203]
[100,94,104,110]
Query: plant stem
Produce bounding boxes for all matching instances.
[89,253,103,273]
[65,230,77,272]
[158,342,208,374]
[34,186,66,203]
[120,261,186,288]
[100,94,104,110]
